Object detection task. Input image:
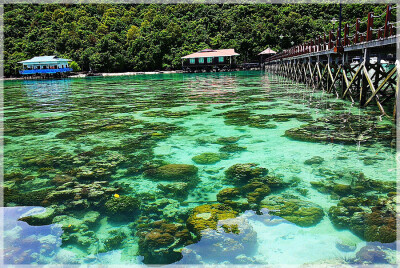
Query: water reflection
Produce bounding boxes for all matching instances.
[177,208,367,265]
[3,206,64,264]
[22,79,72,110]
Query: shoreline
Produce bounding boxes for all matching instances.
[1,70,184,81]
[2,68,262,81]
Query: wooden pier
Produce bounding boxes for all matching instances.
[265,5,399,117]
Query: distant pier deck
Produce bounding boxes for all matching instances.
[265,5,399,117]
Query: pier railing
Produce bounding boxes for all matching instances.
[266,5,398,62]
[265,4,399,117]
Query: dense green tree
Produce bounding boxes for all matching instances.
[4,3,392,77]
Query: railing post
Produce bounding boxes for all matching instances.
[384,5,392,38]
[343,23,349,46]
[311,40,314,53]
[336,28,340,47]
[328,31,333,49]
[318,36,322,52]
[378,28,383,39]
[354,18,360,44]
[366,12,373,41]
[323,34,326,51]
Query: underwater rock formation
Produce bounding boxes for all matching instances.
[215,136,240,145]
[219,144,247,153]
[328,196,396,243]
[104,195,141,218]
[261,196,324,227]
[354,245,390,264]
[141,198,191,222]
[304,156,324,165]
[192,153,221,165]
[225,163,268,185]
[186,204,238,236]
[181,217,258,264]
[284,113,394,146]
[310,173,396,198]
[157,182,191,201]
[144,164,198,182]
[217,180,272,211]
[137,220,194,264]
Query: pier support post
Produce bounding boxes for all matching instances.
[360,48,370,106]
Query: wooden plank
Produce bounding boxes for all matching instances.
[342,63,363,98]
[328,65,342,93]
[363,65,397,106]
[316,64,327,90]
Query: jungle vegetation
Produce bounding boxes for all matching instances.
[4,3,391,76]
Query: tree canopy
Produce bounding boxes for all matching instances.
[4,3,389,76]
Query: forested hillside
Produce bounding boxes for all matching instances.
[4,4,389,76]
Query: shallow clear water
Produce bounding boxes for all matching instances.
[2,71,397,265]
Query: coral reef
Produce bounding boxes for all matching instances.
[261,196,324,227]
[285,113,394,146]
[225,163,268,185]
[215,136,240,145]
[181,217,258,263]
[192,153,221,165]
[137,220,194,264]
[104,195,141,218]
[219,144,247,153]
[186,204,238,236]
[304,156,324,165]
[157,182,191,201]
[144,164,198,182]
[328,196,396,243]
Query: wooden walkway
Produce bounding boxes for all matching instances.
[265,5,399,117]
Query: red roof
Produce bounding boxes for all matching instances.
[182,49,239,59]
[258,48,277,55]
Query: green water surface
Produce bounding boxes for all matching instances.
[2,71,397,265]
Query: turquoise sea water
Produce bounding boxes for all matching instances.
[2,71,397,265]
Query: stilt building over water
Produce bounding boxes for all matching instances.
[18,56,73,78]
[181,49,239,72]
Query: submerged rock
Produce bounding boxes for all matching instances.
[304,156,324,165]
[144,164,198,181]
[354,245,389,264]
[328,196,396,243]
[225,163,268,185]
[187,204,238,236]
[104,195,141,218]
[137,220,193,264]
[186,217,258,262]
[261,196,324,227]
[157,182,191,201]
[215,136,240,145]
[18,207,57,226]
[219,144,247,153]
[284,113,394,146]
[192,153,221,165]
